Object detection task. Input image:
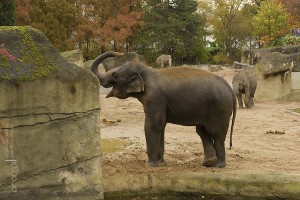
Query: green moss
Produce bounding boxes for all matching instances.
[0,56,10,68]
[292,108,300,114]
[101,138,129,153]
[1,73,11,80]
[0,26,60,82]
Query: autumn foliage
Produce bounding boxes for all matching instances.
[13,0,144,59]
[10,0,300,63]
[278,0,300,28]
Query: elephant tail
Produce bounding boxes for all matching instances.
[230,89,237,149]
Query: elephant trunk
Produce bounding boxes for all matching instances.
[232,82,239,95]
[91,51,124,86]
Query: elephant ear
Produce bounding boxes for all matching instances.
[127,73,144,94]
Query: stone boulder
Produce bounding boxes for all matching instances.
[254,52,300,101]
[241,45,300,65]
[281,45,300,54]
[84,60,106,74]
[61,49,84,67]
[233,61,255,70]
[100,52,146,71]
[0,26,103,199]
[255,52,297,78]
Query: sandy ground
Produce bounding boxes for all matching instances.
[99,68,300,176]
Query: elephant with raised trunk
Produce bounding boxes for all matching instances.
[92,52,236,168]
[232,70,257,109]
[156,54,172,68]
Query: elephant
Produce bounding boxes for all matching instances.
[92,52,237,168]
[232,69,257,109]
[156,54,172,68]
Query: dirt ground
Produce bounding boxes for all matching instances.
[99,68,300,176]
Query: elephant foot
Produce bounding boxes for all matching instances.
[215,161,226,168]
[245,104,252,109]
[157,159,167,166]
[238,106,244,109]
[147,159,167,167]
[202,156,217,167]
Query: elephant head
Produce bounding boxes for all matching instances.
[232,77,246,95]
[91,51,145,99]
[232,70,257,109]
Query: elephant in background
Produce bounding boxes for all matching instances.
[156,54,172,68]
[232,69,257,109]
[92,52,236,168]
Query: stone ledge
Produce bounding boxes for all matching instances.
[103,171,300,199]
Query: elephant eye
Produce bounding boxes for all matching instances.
[112,72,118,81]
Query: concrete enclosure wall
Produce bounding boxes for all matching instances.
[0,26,103,199]
[255,72,291,101]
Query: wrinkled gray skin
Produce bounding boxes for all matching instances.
[232,70,257,109]
[156,54,172,68]
[92,52,236,168]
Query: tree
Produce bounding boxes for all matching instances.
[0,0,15,25]
[205,0,255,62]
[278,0,300,28]
[253,0,264,6]
[15,0,31,25]
[71,0,144,59]
[13,0,144,58]
[99,0,144,52]
[252,0,290,46]
[137,0,208,65]
[18,0,77,51]
[70,0,101,58]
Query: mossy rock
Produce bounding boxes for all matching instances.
[0,26,84,83]
[0,26,103,199]
[61,49,84,67]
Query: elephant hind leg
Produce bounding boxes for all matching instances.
[250,90,255,107]
[196,126,217,167]
[213,138,226,168]
[206,121,229,168]
[249,96,254,107]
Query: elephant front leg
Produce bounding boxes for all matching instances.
[237,93,244,109]
[144,113,166,167]
[160,62,164,69]
[244,87,251,108]
[249,93,255,107]
[157,129,166,166]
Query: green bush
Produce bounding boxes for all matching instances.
[213,53,232,64]
[276,34,300,46]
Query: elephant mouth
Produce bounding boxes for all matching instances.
[106,89,128,99]
[106,90,114,98]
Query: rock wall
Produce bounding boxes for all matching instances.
[0,26,103,199]
[242,45,300,65]
[290,72,300,100]
[246,48,300,101]
[255,72,292,101]
[84,60,106,74]
[61,49,84,67]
